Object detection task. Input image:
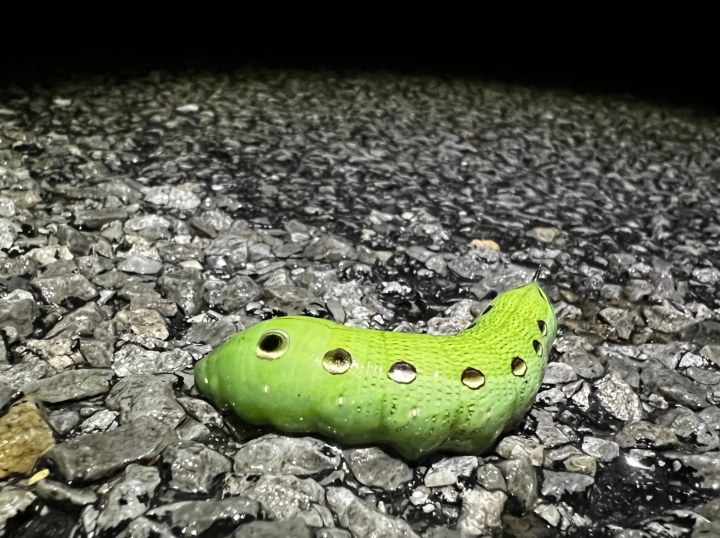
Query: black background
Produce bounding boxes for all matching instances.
[2,17,717,111]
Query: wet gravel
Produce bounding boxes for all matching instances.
[1,69,719,537]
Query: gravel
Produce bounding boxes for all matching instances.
[1,68,719,537]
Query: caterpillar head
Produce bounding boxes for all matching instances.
[194,316,337,421]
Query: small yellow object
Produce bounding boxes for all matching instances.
[28,468,50,485]
[468,239,501,251]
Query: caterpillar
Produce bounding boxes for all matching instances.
[194,280,557,460]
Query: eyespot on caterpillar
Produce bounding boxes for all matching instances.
[194,280,557,460]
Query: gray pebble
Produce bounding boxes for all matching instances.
[470,269,532,300]
[564,455,597,476]
[495,436,544,466]
[0,488,36,535]
[48,409,81,434]
[297,266,339,295]
[176,417,210,441]
[534,503,562,527]
[598,307,640,340]
[0,290,39,337]
[47,302,107,339]
[76,255,115,280]
[106,374,186,427]
[116,517,175,538]
[545,445,584,462]
[476,463,507,492]
[162,440,231,493]
[641,368,710,409]
[0,382,17,410]
[326,486,419,538]
[0,218,17,249]
[559,350,604,379]
[581,437,620,462]
[603,353,642,388]
[144,185,201,210]
[423,527,463,538]
[600,284,623,301]
[663,451,720,490]
[157,241,204,264]
[684,366,720,387]
[96,463,160,534]
[55,224,94,255]
[114,308,168,339]
[595,371,644,421]
[542,362,578,384]
[700,345,720,368]
[234,434,341,476]
[33,478,98,506]
[44,416,176,481]
[406,246,433,263]
[126,215,172,240]
[638,342,685,369]
[184,321,237,348]
[75,208,129,229]
[177,396,224,428]
[424,455,479,487]
[117,255,163,275]
[537,387,567,405]
[447,252,487,280]
[541,471,595,500]
[0,355,52,390]
[456,487,507,535]
[625,279,654,302]
[699,406,720,429]
[496,457,538,511]
[533,410,577,448]
[79,409,119,433]
[344,447,413,490]
[22,368,114,403]
[31,273,98,303]
[643,303,695,334]
[78,339,113,367]
[129,293,178,317]
[152,498,259,537]
[263,284,317,314]
[239,474,333,527]
[425,255,448,275]
[0,196,15,218]
[158,268,205,315]
[302,235,357,263]
[204,275,262,312]
[229,519,312,538]
[615,421,678,448]
[205,232,250,268]
[112,344,193,377]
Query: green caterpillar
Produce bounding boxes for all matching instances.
[194,281,556,460]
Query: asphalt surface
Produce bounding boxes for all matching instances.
[0,69,719,538]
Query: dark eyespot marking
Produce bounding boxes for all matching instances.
[388,361,417,384]
[538,320,547,336]
[512,357,527,377]
[256,330,289,360]
[461,367,485,390]
[533,340,543,357]
[323,348,352,374]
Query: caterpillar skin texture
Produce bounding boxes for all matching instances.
[195,282,557,461]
